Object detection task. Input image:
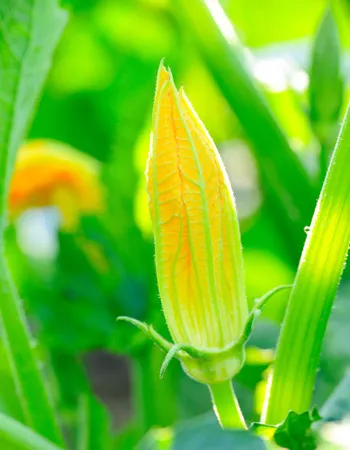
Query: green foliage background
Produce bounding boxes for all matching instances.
[1,0,350,449]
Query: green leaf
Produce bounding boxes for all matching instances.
[320,370,350,423]
[273,409,321,450]
[176,0,316,262]
[76,393,111,450]
[308,7,344,180]
[0,0,67,444]
[0,0,68,212]
[137,415,267,450]
[251,409,322,449]
[0,412,65,450]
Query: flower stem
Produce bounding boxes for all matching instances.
[262,103,350,424]
[209,380,247,429]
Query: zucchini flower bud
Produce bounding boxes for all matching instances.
[145,62,248,383]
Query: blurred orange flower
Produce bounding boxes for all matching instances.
[9,140,104,230]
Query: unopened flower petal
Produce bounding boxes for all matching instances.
[147,63,247,351]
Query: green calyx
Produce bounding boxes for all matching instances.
[118,285,291,384]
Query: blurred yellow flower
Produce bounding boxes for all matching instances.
[146,63,247,382]
[9,140,104,230]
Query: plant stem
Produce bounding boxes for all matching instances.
[209,380,247,429]
[262,103,350,424]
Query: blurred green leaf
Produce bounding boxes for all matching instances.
[77,392,111,450]
[131,345,179,434]
[309,8,344,178]
[177,0,316,262]
[320,370,350,424]
[0,340,24,422]
[316,283,350,407]
[0,0,67,443]
[225,0,324,48]
[137,415,267,450]
[0,0,68,208]
[309,8,344,139]
[0,412,65,450]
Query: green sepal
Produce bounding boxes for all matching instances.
[117,317,205,376]
[160,343,204,378]
[118,284,292,383]
[237,284,292,347]
[117,316,173,353]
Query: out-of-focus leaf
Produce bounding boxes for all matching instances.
[0,0,67,443]
[137,415,267,450]
[0,340,24,422]
[225,0,324,48]
[273,409,321,450]
[0,412,65,450]
[51,352,89,413]
[309,8,344,171]
[320,370,350,424]
[37,230,115,352]
[244,249,294,321]
[0,0,68,207]
[176,0,316,262]
[62,0,98,13]
[76,393,111,450]
[94,1,179,61]
[317,283,350,407]
[131,345,179,434]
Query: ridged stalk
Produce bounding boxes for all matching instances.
[263,103,350,424]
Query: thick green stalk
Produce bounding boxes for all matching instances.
[209,381,246,429]
[262,103,350,424]
[0,412,64,450]
[177,0,316,261]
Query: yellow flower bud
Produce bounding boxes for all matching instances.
[9,140,104,230]
[146,63,248,383]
